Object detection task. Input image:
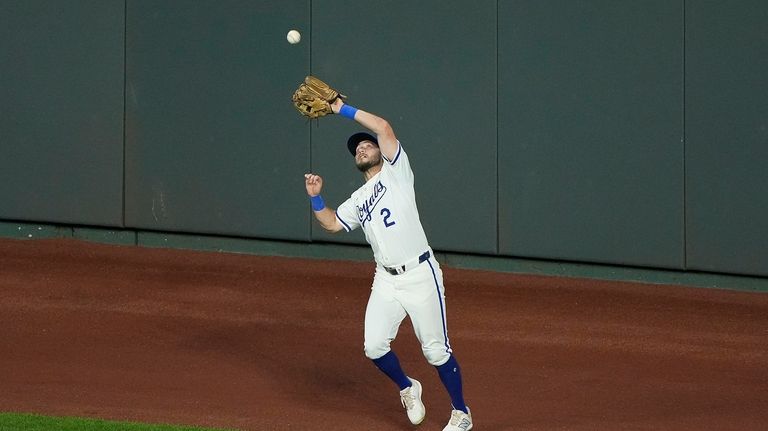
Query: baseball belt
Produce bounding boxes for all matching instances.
[383,250,431,276]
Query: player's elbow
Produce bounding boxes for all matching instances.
[321,224,342,233]
[372,118,394,139]
[319,221,344,233]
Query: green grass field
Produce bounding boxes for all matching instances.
[0,413,237,431]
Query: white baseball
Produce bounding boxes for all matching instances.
[287,30,301,44]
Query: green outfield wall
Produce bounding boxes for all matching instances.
[1,0,767,279]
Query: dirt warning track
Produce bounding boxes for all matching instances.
[1,238,766,430]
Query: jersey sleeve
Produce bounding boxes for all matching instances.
[335,196,360,232]
[381,140,414,184]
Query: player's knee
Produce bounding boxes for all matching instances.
[364,339,391,360]
[422,345,451,366]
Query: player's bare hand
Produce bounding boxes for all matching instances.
[331,98,344,114]
[304,173,324,196]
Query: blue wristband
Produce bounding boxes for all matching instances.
[339,104,358,120]
[310,195,326,211]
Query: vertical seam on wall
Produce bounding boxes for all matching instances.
[123,0,128,234]
[308,0,314,242]
[682,0,687,269]
[495,0,500,254]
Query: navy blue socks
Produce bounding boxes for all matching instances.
[373,351,468,413]
[371,351,412,390]
[436,355,467,413]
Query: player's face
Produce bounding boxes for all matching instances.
[354,141,382,172]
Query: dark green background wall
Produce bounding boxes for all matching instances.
[499,0,684,269]
[310,0,498,254]
[124,0,310,240]
[684,0,768,276]
[1,0,124,226]
[1,0,766,278]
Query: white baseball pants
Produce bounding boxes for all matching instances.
[363,257,452,366]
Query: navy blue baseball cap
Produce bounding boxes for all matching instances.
[347,132,378,156]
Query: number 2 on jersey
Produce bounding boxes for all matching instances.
[380,208,396,227]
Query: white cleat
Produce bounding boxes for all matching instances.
[399,377,426,425]
[442,407,473,431]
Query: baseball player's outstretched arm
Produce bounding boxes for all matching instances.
[304,173,344,233]
[331,99,398,161]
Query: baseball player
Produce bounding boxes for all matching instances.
[303,96,473,431]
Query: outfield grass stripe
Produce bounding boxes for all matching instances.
[0,413,237,431]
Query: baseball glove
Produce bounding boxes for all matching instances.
[291,76,346,119]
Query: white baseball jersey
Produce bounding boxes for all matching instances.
[335,142,429,268]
